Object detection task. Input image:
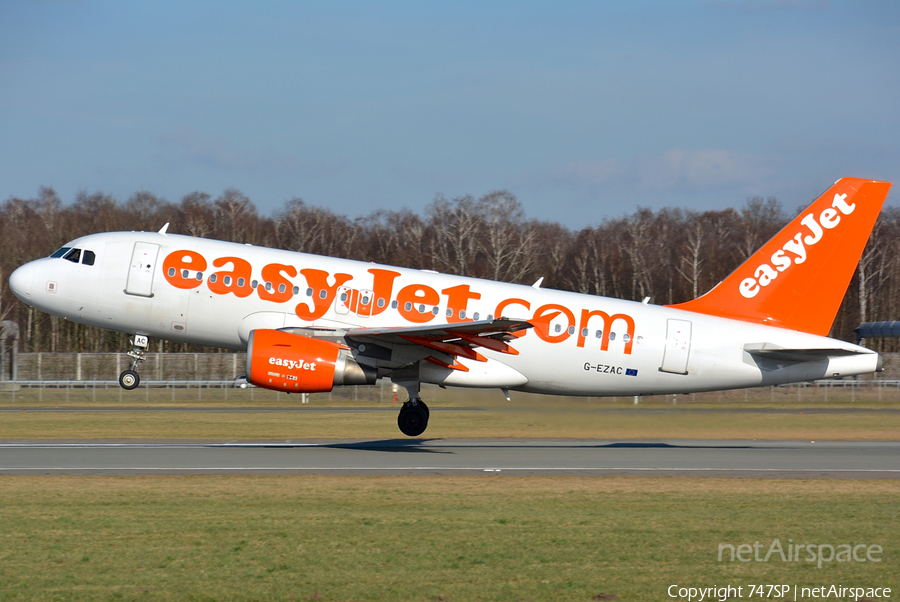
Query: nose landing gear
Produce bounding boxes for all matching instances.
[119,334,149,390]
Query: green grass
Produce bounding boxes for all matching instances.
[0,476,897,601]
[2,403,900,440]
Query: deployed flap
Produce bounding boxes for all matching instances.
[347,318,532,343]
[347,318,533,371]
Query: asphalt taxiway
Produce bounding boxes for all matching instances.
[1,439,897,478]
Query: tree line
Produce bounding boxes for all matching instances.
[2,186,899,354]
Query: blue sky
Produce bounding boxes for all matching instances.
[1,0,898,227]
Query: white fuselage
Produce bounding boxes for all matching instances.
[9,231,879,395]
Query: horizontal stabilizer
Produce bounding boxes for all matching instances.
[744,343,870,363]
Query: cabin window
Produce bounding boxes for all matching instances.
[404,302,412,311]
[168,267,176,277]
[265,281,272,291]
[554,324,561,333]
[609,332,616,341]
[377,298,385,308]
[209,274,218,283]
[446,308,453,317]
[319,289,327,299]
[223,275,231,286]
[417,304,425,313]
[622,333,631,343]
[340,292,348,302]
[195,272,203,281]
[473,312,480,321]
[595,330,603,338]
[582,328,589,337]
[306,288,313,297]
[63,248,81,263]
[568,326,576,335]
[391,300,398,309]
[361,295,370,305]
[293,286,300,295]
[459,310,466,319]
[237,277,245,287]
[251,280,258,289]
[181,269,189,279]
[278,283,286,294]
[487,314,493,321]
[82,250,96,266]
[432,307,439,315]
[50,247,72,258]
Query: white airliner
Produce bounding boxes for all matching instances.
[9,178,892,436]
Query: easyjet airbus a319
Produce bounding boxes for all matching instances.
[9,178,892,436]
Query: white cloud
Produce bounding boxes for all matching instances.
[550,147,775,192]
[155,128,345,179]
[640,147,774,189]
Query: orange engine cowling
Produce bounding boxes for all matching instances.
[246,329,376,393]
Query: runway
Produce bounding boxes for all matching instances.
[1,439,898,478]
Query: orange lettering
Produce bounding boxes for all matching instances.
[365,269,400,316]
[207,256,253,298]
[258,263,298,303]
[162,250,207,290]
[495,298,532,338]
[442,284,481,323]
[295,269,353,320]
[578,309,635,354]
[532,303,575,343]
[396,283,439,323]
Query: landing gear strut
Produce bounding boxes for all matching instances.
[119,334,149,390]
[393,369,429,437]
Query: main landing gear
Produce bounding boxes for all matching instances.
[394,371,429,437]
[398,398,429,437]
[119,334,149,390]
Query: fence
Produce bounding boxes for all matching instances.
[9,353,247,382]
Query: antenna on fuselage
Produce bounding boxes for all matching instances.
[158,223,169,235]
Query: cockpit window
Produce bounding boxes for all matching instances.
[50,247,72,258]
[82,250,96,266]
[62,248,81,263]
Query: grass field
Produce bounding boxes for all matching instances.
[3,384,900,441]
[3,404,900,440]
[2,387,898,601]
[1,476,897,601]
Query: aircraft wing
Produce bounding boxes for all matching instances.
[346,318,533,371]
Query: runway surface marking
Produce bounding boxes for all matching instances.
[1,439,898,478]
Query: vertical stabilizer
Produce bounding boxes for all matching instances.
[668,177,892,336]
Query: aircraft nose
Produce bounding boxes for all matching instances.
[9,263,35,301]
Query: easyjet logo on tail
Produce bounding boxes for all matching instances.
[739,193,856,299]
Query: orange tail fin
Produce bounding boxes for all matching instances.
[668,177,892,336]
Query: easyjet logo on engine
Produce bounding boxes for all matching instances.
[161,252,638,353]
[739,193,857,299]
[269,357,316,371]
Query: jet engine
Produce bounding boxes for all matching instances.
[246,329,376,393]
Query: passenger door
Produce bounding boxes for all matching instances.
[660,319,692,375]
[125,242,160,297]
